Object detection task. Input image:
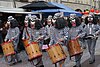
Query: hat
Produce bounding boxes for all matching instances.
[31,15,38,21]
[54,13,62,19]
[24,20,28,23]
[8,16,14,21]
[89,12,94,16]
[70,14,76,19]
[25,15,29,20]
[88,14,92,17]
[47,15,52,20]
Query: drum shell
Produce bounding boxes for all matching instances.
[25,42,42,60]
[1,41,15,56]
[22,39,29,47]
[46,44,67,64]
[68,39,83,57]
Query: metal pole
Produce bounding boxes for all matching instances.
[94,1,96,9]
[13,0,16,8]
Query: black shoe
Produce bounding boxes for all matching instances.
[36,65,44,67]
[8,61,16,66]
[42,50,46,52]
[17,60,22,63]
[73,65,81,67]
[89,59,95,64]
[40,65,44,67]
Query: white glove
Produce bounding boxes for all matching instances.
[4,39,7,42]
[11,37,15,40]
[22,37,25,40]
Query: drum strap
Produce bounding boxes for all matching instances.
[25,27,30,39]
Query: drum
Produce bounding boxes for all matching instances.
[25,42,42,60]
[46,44,67,64]
[22,39,29,47]
[1,41,15,56]
[68,39,83,57]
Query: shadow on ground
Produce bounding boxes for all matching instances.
[81,55,100,67]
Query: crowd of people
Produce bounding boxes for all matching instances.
[0,12,100,67]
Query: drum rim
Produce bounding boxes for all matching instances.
[26,41,38,47]
[5,52,16,56]
[46,44,59,50]
[28,54,42,61]
[1,41,12,46]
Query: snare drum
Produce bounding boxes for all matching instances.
[46,44,67,64]
[68,39,83,57]
[1,41,15,56]
[25,42,42,60]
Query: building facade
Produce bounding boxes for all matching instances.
[0,0,99,11]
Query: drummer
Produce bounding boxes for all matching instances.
[84,14,100,64]
[22,15,45,67]
[22,15,32,43]
[48,13,69,67]
[4,16,22,66]
[31,15,45,67]
[42,15,54,50]
[67,14,85,67]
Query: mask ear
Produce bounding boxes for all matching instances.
[7,21,10,24]
[52,19,56,23]
[91,18,93,21]
[24,20,28,23]
[31,21,35,25]
[72,19,75,22]
[48,20,51,22]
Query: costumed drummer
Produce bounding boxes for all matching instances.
[22,15,33,44]
[22,15,45,67]
[84,14,100,64]
[4,16,22,66]
[48,13,69,67]
[31,15,45,67]
[67,14,85,67]
[43,15,54,49]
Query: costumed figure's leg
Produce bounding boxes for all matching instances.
[87,38,97,64]
[59,60,65,67]
[36,42,44,67]
[7,55,16,66]
[74,54,82,67]
[13,41,22,63]
[79,38,86,49]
